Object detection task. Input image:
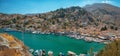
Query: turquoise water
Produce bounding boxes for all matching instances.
[0,29,104,55]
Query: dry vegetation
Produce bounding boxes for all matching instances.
[0,33,32,56]
[97,39,120,56]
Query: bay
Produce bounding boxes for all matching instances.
[0,29,104,55]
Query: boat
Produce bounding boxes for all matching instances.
[32,31,40,34]
[34,50,39,56]
[68,51,76,56]
[59,52,65,56]
[48,51,53,56]
[3,28,16,32]
[29,49,34,53]
[39,49,42,56]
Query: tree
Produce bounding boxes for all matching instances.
[115,27,118,30]
[110,26,114,29]
[101,26,107,31]
[97,39,120,56]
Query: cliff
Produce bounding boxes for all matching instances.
[0,33,32,56]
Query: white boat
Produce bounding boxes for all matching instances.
[32,31,37,34]
[48,51,53,56]
[39,49,42,56]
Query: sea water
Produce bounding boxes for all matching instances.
[0,29,104,55]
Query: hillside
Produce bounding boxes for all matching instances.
[0,33,32,56]
[0,3,120,37]
[84,3,120,26]
[0,6,96,32]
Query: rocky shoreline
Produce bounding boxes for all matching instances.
[2,28,118,44]
[29,30,118,44]
[0,33,32,56]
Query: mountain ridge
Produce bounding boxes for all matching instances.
[0,3,120,36]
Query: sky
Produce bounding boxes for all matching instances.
[0,0,120,14]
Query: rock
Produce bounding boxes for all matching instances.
[0,33,32,56]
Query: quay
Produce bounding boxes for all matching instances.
[30,49,98,56]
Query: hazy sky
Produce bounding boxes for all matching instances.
[0,0,120,14]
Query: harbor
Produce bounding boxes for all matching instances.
[0,0,120,56]
[29,49,97,56]
[0,29,104,56]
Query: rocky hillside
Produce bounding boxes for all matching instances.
[84,3,120,26]
[0,6,96,32]
[0,33,32,56]
[0,3,120,36]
